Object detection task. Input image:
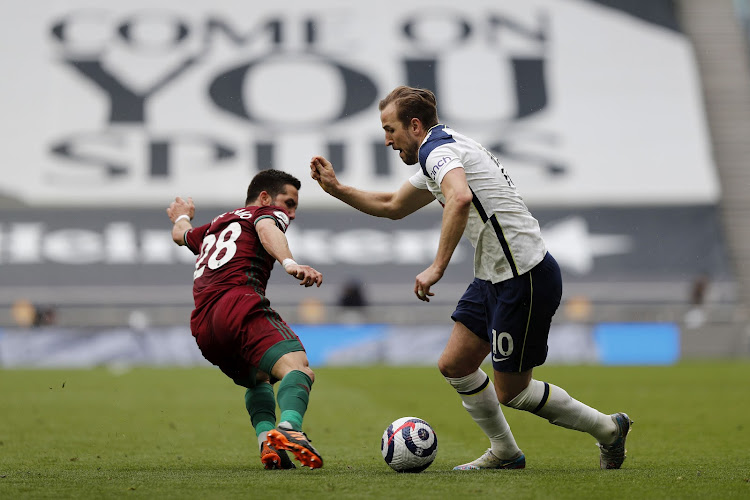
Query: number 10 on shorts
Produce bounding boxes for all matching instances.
[491,329,514,362]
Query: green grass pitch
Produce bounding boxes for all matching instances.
[1,361,748,499]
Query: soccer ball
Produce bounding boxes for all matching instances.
[381,417,438,473]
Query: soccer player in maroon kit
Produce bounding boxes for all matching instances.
[167,169,324,470]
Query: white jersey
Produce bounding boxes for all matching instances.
[409,125,546,283]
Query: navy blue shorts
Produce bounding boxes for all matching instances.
[451,252,562,373]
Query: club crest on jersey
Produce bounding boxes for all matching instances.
[273,210,290,230]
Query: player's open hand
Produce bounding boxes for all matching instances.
[167,196,195,223]
[310,156,339,195]
[286,263,323,287]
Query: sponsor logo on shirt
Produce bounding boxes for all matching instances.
[430,156,452,179]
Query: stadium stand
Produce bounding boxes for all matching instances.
[678,0,750,323]
[0,0,748,363]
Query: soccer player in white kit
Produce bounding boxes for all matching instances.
[310,86,632,470]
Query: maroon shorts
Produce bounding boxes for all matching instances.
[191,288,304,388]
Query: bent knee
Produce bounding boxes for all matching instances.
[495,372,534,406]
[437,356,451,377]
[437,355,460,378]
[277,366,315,385]
[255,371,271,384]
[437,355,479,379]
[301,366,315,385]
[497,388,521,406]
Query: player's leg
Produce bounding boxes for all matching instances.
[496,370,619,442]
[440,324,525,470]
[209,355,297,470]
[221,290,321,468]
[495,253,631,469]
[268,350,315,432]
[245,372,276,446]
[245,371,296,470]
[200,290,298,469]
[500,372,631,469]
[231,291,314,435]
[265,350,323,469]
[199,353,296,469]
[440,280,524,470]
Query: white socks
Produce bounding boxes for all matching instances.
[258,431,268,449]
[445,369,522,459]
[506,379,617,444]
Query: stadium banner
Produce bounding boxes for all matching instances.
[0,0,717,208]
[0,205,732,306]
[2,322,662,368]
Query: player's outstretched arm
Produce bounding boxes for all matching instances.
[310,155,434,219]
[256,218,323,287]
[414,168,471,302]
[166,196,195,246]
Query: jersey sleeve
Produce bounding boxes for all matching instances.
[424,144,463,185]
[184,223,211,255]
[409,168,429,189]
[252,206,291,233]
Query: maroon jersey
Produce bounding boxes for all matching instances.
[184,206,290,334]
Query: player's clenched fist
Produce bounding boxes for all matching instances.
[310,156,339,195]
[167,196,195,223]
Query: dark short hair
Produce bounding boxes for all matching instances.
[379,86,439,129]
[245,169,301,205]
